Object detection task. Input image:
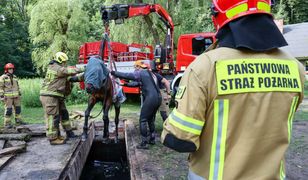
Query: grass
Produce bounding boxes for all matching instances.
[18,78,89,107]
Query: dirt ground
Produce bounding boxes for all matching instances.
[141,98,308,179]
[286,98,308,179]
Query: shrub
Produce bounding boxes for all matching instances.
[19,78,42,107]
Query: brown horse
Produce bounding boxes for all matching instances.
[82,74,121,142]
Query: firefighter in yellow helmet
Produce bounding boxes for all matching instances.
[0,63,27,128]
[40,52,84,145]
[162,0,306,179]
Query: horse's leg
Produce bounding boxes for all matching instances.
[102,103,110,140]
[82,99,95,141]
[114,101,121,143]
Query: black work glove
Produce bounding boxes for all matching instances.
[110,71,116,76]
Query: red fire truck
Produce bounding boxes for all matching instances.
[77,3,215,94]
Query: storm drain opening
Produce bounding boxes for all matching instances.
[80,139,130,180]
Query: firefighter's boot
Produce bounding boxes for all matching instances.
[4,116,13,129]
[66,130,77,139]
[15,118,27,126]
[49,137,66,145]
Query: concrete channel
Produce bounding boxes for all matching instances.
[0,119,151,180]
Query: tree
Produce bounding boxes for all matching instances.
[0,0,36,77]
[29,0,89,74]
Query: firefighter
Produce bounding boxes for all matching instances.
[111,60,168,149]
[152,64,171,121]
[0,63,26,128]
[40,52,84,145]
[161,0,306,179]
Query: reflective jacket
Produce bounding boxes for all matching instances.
[0,73,20,98]
[40,62,82,98]
[161,47,305,180]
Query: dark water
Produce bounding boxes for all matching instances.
[80,139,130,180]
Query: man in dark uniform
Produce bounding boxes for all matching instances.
[111,60,168,149]
[162,0,306,179]
[152,64,171,121]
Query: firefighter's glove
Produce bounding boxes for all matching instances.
[110,71,116,76]
[77,66,85,73]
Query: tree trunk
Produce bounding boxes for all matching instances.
[136,0,161,45]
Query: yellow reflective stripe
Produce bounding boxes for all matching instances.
[216,59,302,95]
[61,120,70,126]
[169,115,202,135]
[257,2,271,13]
[47,116,54,136]
[226,3,248,19]
[287,96,299,142]
[4,92,19,96]
[209,99,229,180]
[40,90,64,97]
[173,109,204,126]
[280,161,286,180]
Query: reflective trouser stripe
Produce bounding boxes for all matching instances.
[287,96,299,142]
[46,115,57,139]
[209,99,229,180]
[188,169,206,180]
[280,161,286,180]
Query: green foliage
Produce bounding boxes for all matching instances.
[29,0,89,74]
[65,84,90,105]
[0,0,36,78]
[18,78,89,107]
[19,78,42,107]
[273,0,308,24]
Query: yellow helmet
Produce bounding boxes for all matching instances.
[54,52,68,63]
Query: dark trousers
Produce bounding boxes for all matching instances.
[139,97,161,141]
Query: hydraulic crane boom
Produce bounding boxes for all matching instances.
[101,3,174,73]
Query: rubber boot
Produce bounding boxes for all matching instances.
[149,132,156,145]
[66,130,77,139]
[137,136,149,150]
[49,138,66,145]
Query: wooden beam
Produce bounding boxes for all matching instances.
[0,155,15,171]
[0,133,31,142]
[0,144,26,158]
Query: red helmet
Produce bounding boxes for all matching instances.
[211,0,273,31]
[4,63,15,73]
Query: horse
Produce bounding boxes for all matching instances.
[81,58,121,143]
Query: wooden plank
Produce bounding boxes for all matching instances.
[0,144,26,158]
[125,120,143,180]
[0,140,5,150]
[58,122,95,180]
[0,155,14,171]
[6,140,26,148]
[0,133,31,142]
